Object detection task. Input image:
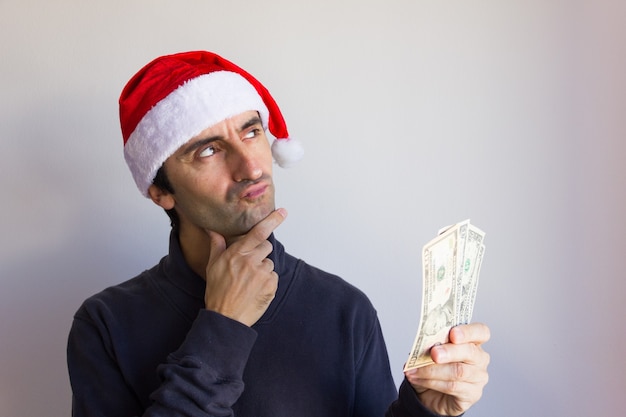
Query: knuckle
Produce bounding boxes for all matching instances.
[468,341,478,354]
[251,221,275,243]
[256,239,269,253]
[258,290,276,307]
[249,224,267,241]
[470,342,490,368]
[483,351,491,367]
[446,379,459,394]
[225,254,240,271]
[453,362,465,379]
[268,272,279,289]
[468,341,483,360]
[261,270,278,289]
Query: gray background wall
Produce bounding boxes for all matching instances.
[1,1,624,415]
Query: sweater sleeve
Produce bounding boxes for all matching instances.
[351,315,398,417]
[68,308,257,417]
[350,314,442,417]
[385,379,446,417]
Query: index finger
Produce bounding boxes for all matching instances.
[449,322,491,346]
[238,208,288,252]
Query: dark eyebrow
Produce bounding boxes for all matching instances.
[180,135,221,157]
[240,115,263,131]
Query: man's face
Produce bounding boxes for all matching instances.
[158,110,275,239]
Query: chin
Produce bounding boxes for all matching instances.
[235,204,275,234]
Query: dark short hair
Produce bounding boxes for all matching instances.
[152,166,179,229]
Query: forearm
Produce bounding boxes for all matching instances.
[69,309,256,417]
[145,310,257,416]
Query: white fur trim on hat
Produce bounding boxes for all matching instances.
[124,71,269,196]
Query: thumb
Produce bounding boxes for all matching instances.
[206,230,226,268]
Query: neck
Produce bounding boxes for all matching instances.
[176,223,250,279]
[177,223,212,279]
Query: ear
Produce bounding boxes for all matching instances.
[148,184,175,210]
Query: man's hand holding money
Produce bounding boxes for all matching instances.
[404,323,491,416]
[402,220,490,415]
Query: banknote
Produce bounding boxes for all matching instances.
[404,220,486,371]
[457,224,485,324]
[404,224,461,370]
[465,243,485,324]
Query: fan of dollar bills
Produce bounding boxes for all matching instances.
[404,220,486,371]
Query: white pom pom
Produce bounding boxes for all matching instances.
[271,137,304,168]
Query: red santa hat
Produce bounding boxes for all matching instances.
[119,50,304,196]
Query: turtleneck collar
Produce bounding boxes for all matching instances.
[160,229,295,325]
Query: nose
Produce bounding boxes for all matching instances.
[231,143,263,182]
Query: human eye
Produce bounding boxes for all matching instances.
[198,144,216,158]
[243,127,262,140]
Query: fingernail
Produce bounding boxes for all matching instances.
[432,346,447,362]
[276,208,288,218]
[451,326,464,343]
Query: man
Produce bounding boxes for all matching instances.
[67,51,490,416]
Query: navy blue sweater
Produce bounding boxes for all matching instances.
[67,233,437,416]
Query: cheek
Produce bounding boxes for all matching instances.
[186,172,229,199]
[166,166,221,206]
[259,142,274,172]
[264,157,274,175]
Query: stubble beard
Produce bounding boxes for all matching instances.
[218,175,276,240]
